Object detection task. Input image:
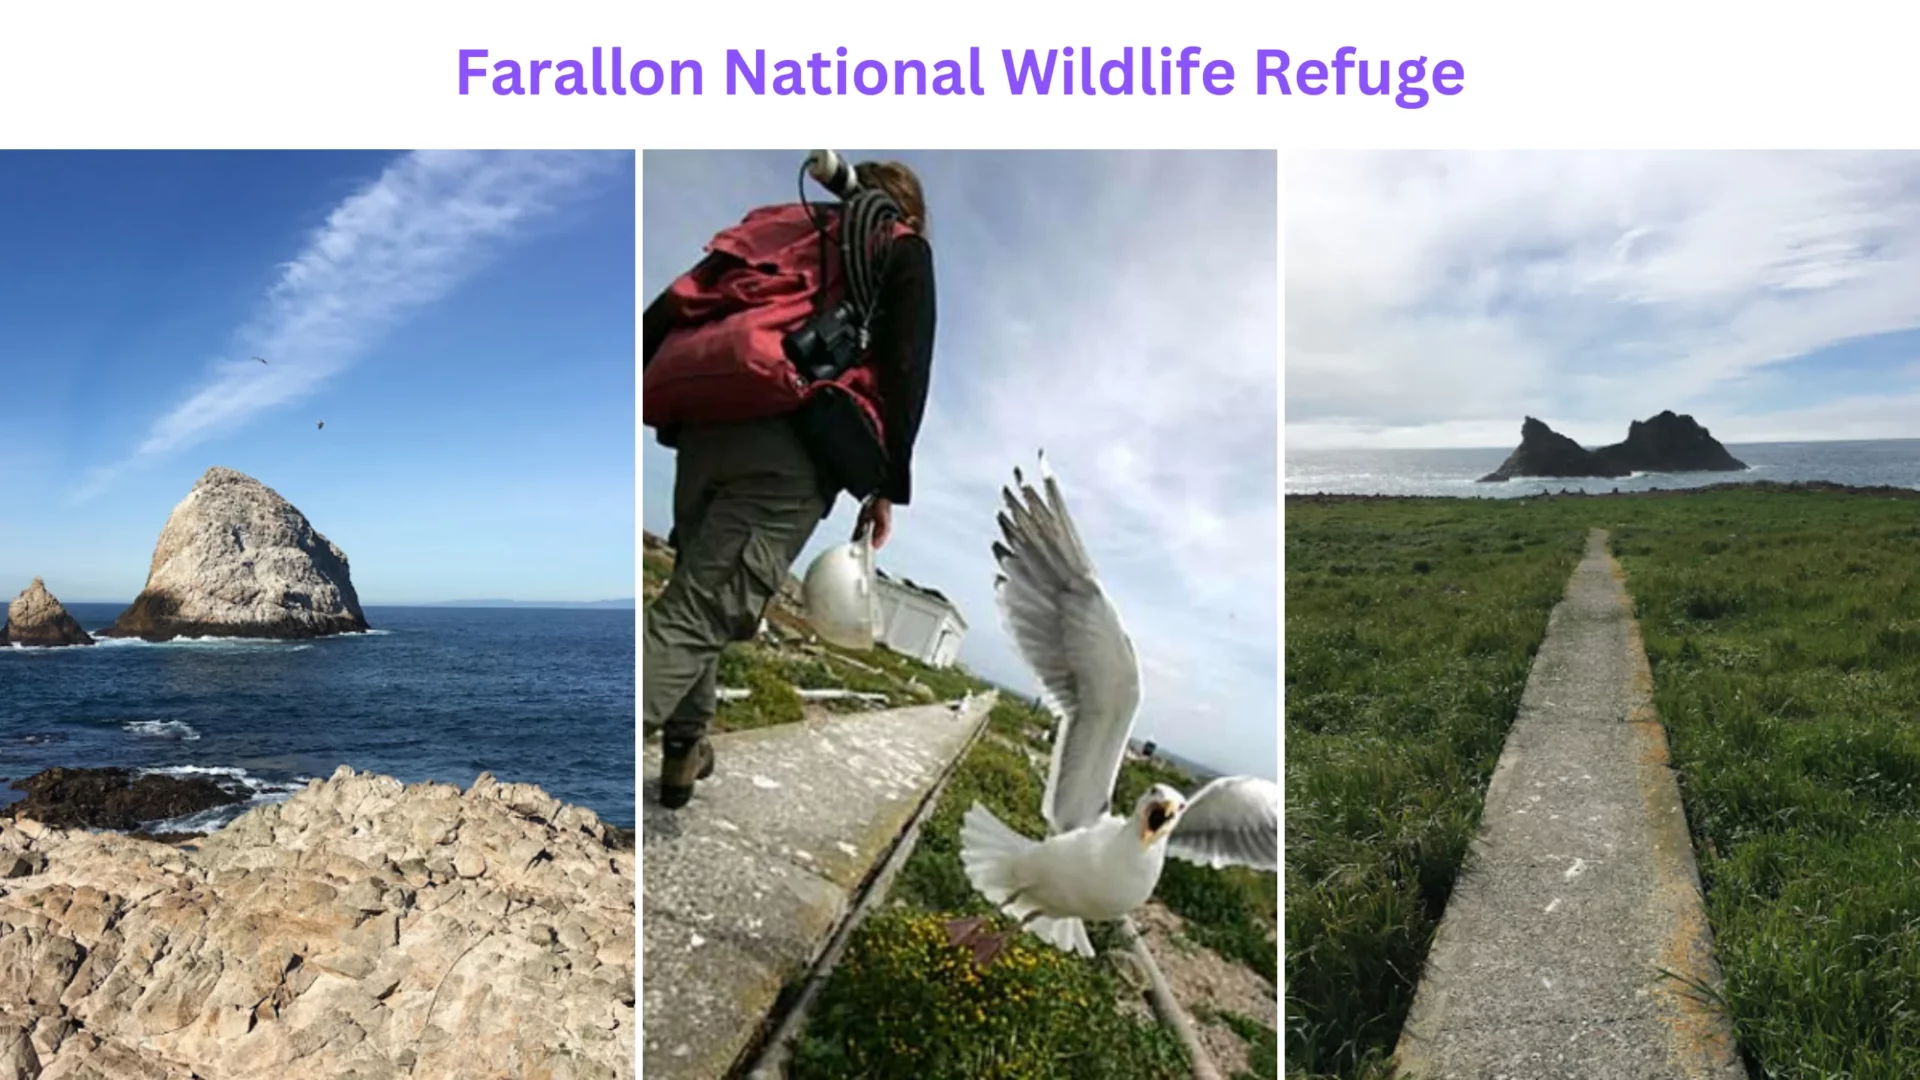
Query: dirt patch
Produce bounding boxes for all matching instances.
[1135,900,1277,1076]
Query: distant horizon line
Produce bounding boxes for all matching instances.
[51,598,638,610]
[1288,434,1920,454]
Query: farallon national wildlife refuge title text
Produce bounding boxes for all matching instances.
[456,46,1467,109]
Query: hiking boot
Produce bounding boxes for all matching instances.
[658,737,715,809]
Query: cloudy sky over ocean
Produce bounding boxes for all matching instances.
[1288,150,1920,451]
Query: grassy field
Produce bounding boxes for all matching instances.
[1286,485,1920,1080]
[1613,489,1920,1079]
[1284,496,1588,1077]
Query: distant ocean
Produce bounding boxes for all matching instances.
[1287,439,1920,499]
[0,606,635,830]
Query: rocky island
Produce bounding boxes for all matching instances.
[1479,410,1749,483]
[99,466,371,642]
[2,578,94,648]
[0,767,635,1078]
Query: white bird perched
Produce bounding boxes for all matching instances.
[949,452,1279,964]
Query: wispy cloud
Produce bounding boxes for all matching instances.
[1287,150,1920,449]
[74,150,617,502]
[642,151,1279,776]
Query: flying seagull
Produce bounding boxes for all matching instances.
[949,452,1279,964]
[253,356,268,364]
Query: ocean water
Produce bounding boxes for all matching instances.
[1287,439,1920,499]
[0,605,635,830]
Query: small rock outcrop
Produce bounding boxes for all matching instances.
[2,578,94,647]
[1479,417,1626,482]
[6,767,243,832]
[100,466,370,642]
[1479,412,1748,482]
[0,766,635,1078]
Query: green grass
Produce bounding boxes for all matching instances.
[797,696,1189,1078]
[1284,497,1588,1078]
[793,908,1189,1080]
[1613,489,1920,1079]
[1214,1009,1280,1080]
[1287,486,1920,1080]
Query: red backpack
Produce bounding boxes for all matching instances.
[643,202,910,444]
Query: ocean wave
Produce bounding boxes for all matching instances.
[1,642,91,654]
[136,765,317,834]
[11,731,69,746]
[124,720,200,742]
[91,636,314,651]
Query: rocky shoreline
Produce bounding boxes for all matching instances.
[5,768,245,834]
[0,766,635,1078]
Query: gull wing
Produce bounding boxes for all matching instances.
[1166,776,1278,872]
[992,452,1143,835]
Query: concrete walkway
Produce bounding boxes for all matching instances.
[1395,529,1745,1080]
[641,697,992,1080]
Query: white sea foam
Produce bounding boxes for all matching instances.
[91,636,314,651]
[136,765,317,834]
[124,720,201,741]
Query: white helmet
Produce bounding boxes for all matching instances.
[802,533,878,650]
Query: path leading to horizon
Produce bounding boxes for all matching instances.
[1394,529,1746,1080]
[640,697,991,1080]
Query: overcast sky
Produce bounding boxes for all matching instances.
[644,150,1278,778]
[1287,150,1920,450]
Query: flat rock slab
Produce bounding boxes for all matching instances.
[641,699,989,1080]
[1395,529,1745,1080]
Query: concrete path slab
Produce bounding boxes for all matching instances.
[641,698,991,1080]
[1394,529,1745,1080]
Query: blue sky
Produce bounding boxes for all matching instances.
[643,150,1278,778]
[0,150,635,605]
[1287,150,1920,449]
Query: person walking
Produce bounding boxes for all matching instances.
[642,155,937,809]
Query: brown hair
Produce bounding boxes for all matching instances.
[855,160,927,235]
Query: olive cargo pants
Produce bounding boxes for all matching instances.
[644,417,828,743]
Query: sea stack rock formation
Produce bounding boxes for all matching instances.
[1592,409,1749,474]
[1,577,94,647]
[1479,411,1748,482]
[101,466,370,641]
[0,767,635,1078]
[1479,417,1626,483]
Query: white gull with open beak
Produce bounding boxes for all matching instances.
[952,452,1279,960]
